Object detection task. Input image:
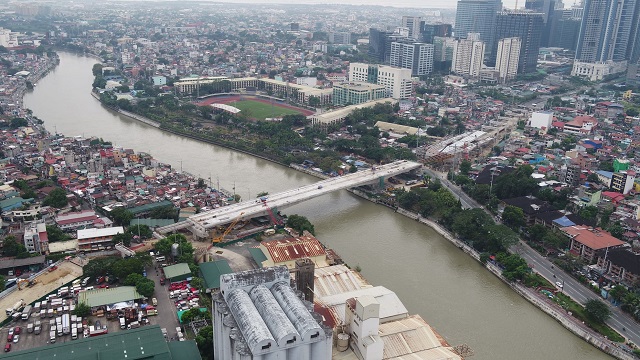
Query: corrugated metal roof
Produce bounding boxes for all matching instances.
[77,286,142,307]
[163,263,192,280]
[379,315,461,360]
[314,265,371,298]
[0,325,195,360]
[261,235,326,263]
[199,260,233,289]
[318,286,408,325]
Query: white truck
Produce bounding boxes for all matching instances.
[21,305,32,320]
[62,313,71,335]
[49,330,56,343]
[56,316,63,337]
[34,320,41,335]
[71,327,78,340]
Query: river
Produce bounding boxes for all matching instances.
[24,52,612,359]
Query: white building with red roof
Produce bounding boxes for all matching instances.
[54,210,100,231]
[563,226,627,263]
[563,115,598,135]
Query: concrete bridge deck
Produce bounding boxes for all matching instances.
[156,160,421,237]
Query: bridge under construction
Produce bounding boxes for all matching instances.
[156,160,422,238]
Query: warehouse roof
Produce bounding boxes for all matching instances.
[77,226,124,240]
[0,255,46,270]
[163,263,192,280]
[77,286,142,307]
[128,200,174,215]
[0,325,199,360]
[130,218,176,227]
[199,260,233,290]
[249,247,267,267]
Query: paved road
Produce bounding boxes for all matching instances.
[428,169,640,346]
[146,261,182,341]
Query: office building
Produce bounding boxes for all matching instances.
[329,32,351,45]
[548,9,581,50]
[0,27,19,48]
[573,0,640,78]
[451,34,485,78]
[368,28,389,62]
[628,62,640,86]
[349,63,413,99]
[290,23,300,31]
[401,16,422,39]
[525,0,556,47]
[495,37,521,82]
[332,82,387,106]
[420,23,452,43]
[433,36,456,72]
[213,267,332,360]
[389,41,434,76]
[494,11,544,74]
[454,0,502,62]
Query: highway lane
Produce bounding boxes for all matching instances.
[429,170,640,347]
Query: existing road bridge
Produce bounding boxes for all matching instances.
[156,160,422,238]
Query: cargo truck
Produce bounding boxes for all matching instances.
[21,305,32,320]
[49,330,56,343]
[62,314,70,335]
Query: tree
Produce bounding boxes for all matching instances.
[2,236,28,257]
[113,232,133,247]
[110,207,133,226]
[92,63,103,77]
[43,188,68,208]
[46,225,71,242]
[502,206,525,230]
[111,257,145,280]
[181,308,209,323]
[627,108,639,117]
[126,224,153,240]
[459,160,472,175]
[286,214,315,235]
[124,273,145,286]
[72,302,91,317]
[135,278,155,298]
[83,257,117,279]
[256,192,269,198]
[150,205,178,220]
[196,325,213,357]
[608,223,625,239]
[579,206,598,222]
[154,234,189,257]
[10,117,28,129]
[584,299,611,324]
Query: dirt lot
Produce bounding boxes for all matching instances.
[0,261,83,323]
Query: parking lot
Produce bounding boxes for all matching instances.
[0,258,184,353]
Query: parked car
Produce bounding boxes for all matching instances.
[6,334,12,342]
[555,281,564,288]
[12,335,19,343]
[13,327,21,335]
[4,343,10,352]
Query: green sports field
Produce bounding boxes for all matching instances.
[231,100,303,120]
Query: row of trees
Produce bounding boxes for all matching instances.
[83,253,154,296]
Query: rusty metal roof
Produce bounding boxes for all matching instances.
[261,235,327,263]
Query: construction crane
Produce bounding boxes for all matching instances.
[260,197,283,226]
[211,212,245,246]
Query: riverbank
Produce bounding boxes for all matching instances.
[350,189,633,360]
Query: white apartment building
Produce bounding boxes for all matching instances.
[349,63,412,99]
[452,33,485,78]
[0,27,19,48]
[495,37,521,83]
[24,222,48,254]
